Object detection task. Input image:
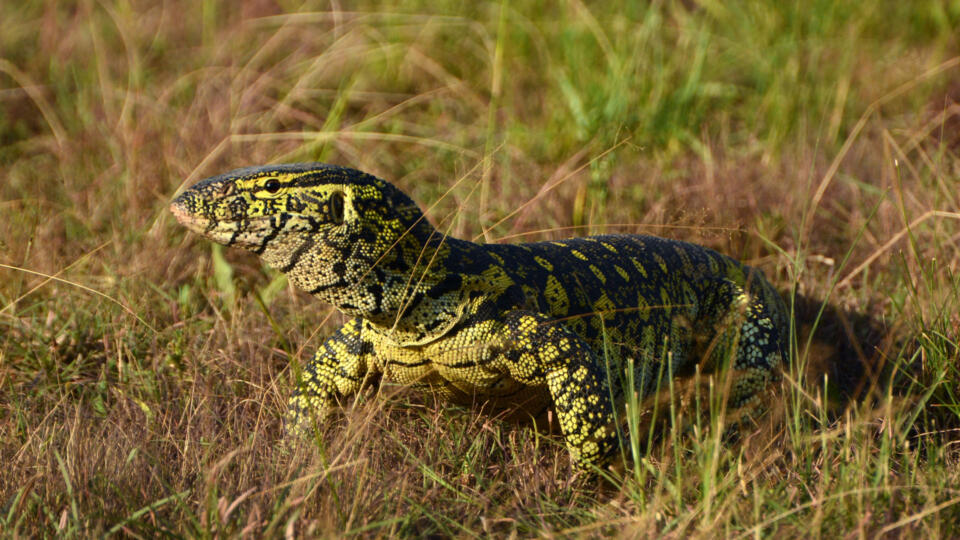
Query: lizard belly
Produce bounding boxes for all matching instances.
[375,341,550,413]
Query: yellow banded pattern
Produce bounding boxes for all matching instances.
[170,163,788,469]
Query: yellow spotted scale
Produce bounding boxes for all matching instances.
[170,163,788,468]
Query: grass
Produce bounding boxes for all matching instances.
[2,0,960,536]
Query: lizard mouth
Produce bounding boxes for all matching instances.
[170,195,277,229]
[170,197,285,250]
[169,196,239,245]
[169,198,210,233]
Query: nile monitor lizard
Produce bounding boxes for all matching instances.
[170,163,788,468]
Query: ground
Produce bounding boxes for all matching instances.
[2,0,960,536]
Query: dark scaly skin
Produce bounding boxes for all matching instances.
[170,163,788,468]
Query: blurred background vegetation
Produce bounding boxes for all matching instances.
[2,0,960,536]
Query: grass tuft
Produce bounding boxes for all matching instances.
[2,0,960,536]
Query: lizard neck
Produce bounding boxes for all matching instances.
[268,219,506,343]
[361,236,520,344]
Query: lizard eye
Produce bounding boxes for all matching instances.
[264,179,282,193]
[329,191,345,223]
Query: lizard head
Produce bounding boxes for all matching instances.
[170,163,438,299]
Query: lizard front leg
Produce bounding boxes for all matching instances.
[287,317,376,435]
[492,311,619,469]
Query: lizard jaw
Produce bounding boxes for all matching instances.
[169,198,242,247]
[169,198,210,234]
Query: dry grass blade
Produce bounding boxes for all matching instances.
[3,1,960,537]
[0,262,157,333]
